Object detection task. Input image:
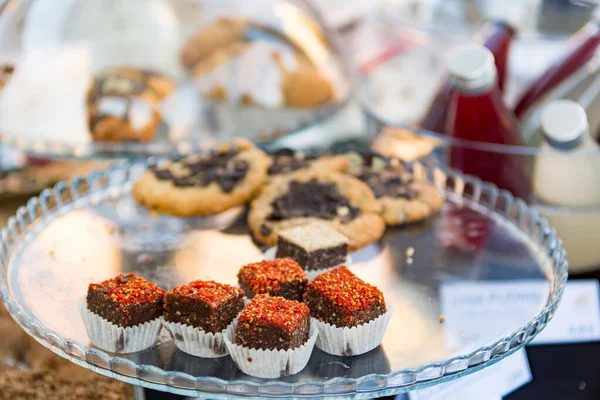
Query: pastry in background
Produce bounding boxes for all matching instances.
[276,55,335,108]
[186,18,335,109]
[180,18,249,70]
[86,66,175,142]
[371,127,437,162]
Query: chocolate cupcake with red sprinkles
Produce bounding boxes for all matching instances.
[237,259,308,301]
[163,280,245,357]
[223,294,318,378]
[79,273,165,353]
[304,266,392,356]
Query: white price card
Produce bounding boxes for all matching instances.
[408,349,531,400]
[530,280,600,345]
[439,280,600,350]
[439,280,550,353]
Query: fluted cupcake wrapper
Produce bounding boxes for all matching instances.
[77,300,162,354]
[312,310,393,356]
[263,247,353,280]
[223,319,318,378]
[162,319,235,358]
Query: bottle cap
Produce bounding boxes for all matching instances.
[541,99,588,150]
[447,44,497,93]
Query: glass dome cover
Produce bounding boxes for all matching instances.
[0,0,353,158]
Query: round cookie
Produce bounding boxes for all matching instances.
[347,152,444,226]
[266,148,349,180]
[344,151,405,176]
[249,169,385,251]
[86,67,176,142]
[133,139,269,216]
[378,181,445,226]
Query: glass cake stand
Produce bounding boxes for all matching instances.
[0,0,353,159]
[0,161,567,398]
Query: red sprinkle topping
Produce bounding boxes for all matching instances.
[168,280,244,308]
[238,294,309,333]
[307,266,386,315]
[237,259,307,295]
[89,273,164,307]
[247,357,252,362]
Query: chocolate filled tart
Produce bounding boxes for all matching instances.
[346,152,444,225]
[345,153,413,199]
[235,294,310,351]
[358,172,419,200]
[248,170,385,251]
[267,148,318,176]
[133,139,270,217]
[266,148,349,179]
[86,273,164,328]
[164,280,245,333]
[267,179,361,223]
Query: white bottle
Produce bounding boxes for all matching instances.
[533,99,600,273]
[519,54,600,147]
[533,99,600,207]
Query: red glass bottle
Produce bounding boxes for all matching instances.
[445,44,531,201]
[514,14,600,119]
[420,20,516,133]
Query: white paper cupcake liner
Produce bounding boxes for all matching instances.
[312,310,393,356]
[162,318,235,358]
[77,300,162,353]
[223,319,318,378]
[263,247,353,280]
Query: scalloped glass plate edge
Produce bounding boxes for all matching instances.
[0,161,568,398]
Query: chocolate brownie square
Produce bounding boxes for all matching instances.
[275,222,349,271]
[235,294,310,350]
[304,266,386,327]
[86,273,164,328]
[164,280,245,333]
[237,259,308,301]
